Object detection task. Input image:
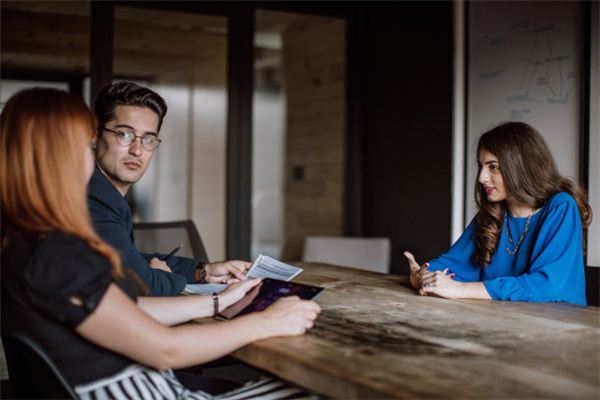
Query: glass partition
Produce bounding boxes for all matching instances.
[114,7,228,260]
[252,10,346,261]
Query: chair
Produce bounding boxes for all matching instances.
[133,220,209,262]
[1,332,77,399]
[585,266,599,307]
[302,236,391,273]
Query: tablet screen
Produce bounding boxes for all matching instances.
[218,278,323,320]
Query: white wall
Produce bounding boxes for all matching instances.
[132,81,227,261]
[251,89,286,260]
[1,80,68,109]
[190,85,227,261]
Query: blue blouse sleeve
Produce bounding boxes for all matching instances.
[427,219,482,282]
[483,194,585,304]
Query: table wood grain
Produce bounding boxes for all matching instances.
[224,263,600,399]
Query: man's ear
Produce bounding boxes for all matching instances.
[94,134,109,151]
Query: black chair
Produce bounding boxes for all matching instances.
[1,332,77,399]
[132,219,209,263]
[585,265,600,307]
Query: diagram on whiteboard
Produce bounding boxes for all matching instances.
[465,2,583,223]
[470,4,580,120]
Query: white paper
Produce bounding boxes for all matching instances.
[182,283,227,295]
[246,254,302,281]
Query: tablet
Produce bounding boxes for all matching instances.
[217,278,323,320]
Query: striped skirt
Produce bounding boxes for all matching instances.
[74,364,317,400]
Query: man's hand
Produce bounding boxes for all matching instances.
[149,257,172,272]
[403,251,429,290]
[203,260,251,284]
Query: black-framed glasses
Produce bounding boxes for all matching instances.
[101,127,162,151]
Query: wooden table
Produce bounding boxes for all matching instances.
[227,263,600,399]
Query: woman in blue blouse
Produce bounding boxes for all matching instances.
[404,122,592,305]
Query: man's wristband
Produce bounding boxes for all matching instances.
[196,262,207,283]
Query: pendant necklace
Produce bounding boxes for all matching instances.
[505,210,533,256]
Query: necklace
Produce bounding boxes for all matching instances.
[505,210,533,256]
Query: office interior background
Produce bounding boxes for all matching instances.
[1,1,598,287]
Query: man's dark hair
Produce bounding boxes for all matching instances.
[94,82,168,132]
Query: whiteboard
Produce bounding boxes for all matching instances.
[466,1,584,222]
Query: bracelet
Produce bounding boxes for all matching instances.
[212,292,219,317]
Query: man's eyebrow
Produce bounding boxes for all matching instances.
[113,124,158,136]
[113,124,134,130]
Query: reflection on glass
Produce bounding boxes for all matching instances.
[252,10,346,261]
[0,2,90,105]
[114,7,228,260]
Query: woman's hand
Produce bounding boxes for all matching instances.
[403,251,429,289]
[257,296,321,338]
[219,278,262,310]
[419,269,463,298]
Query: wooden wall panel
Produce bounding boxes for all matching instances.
[281,16,346,260]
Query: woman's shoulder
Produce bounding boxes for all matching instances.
[548,192,577,206]
[3,231,112,292]
[33,233,112,291]
[546,192,577,210]
[31,232,111,277]
[545,192,579,215]
[4,231,86,259]
[35,231,94,257]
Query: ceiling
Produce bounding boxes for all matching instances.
[1,2,340,85]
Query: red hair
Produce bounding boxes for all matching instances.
[1,88,122,278]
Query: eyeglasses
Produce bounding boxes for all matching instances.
[101,127,162,151]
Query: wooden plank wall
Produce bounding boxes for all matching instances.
[281,16,346,260]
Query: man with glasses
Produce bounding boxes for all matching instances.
[88,82,250,296]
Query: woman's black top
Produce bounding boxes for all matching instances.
[1,231,138,386]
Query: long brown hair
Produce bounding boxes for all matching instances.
[473,122,592,266]
[1,88,122,277]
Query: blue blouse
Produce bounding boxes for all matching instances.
[428,192,586,305]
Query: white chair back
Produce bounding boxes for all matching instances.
[302,236,391,273]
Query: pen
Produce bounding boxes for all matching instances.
[163,244,183,260]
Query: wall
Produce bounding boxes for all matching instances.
[252,88,286,259]
[359,3,454,274]
[281,16,347,260]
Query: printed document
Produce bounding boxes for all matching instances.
[182,254,302,295]
[246,254,302,281]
